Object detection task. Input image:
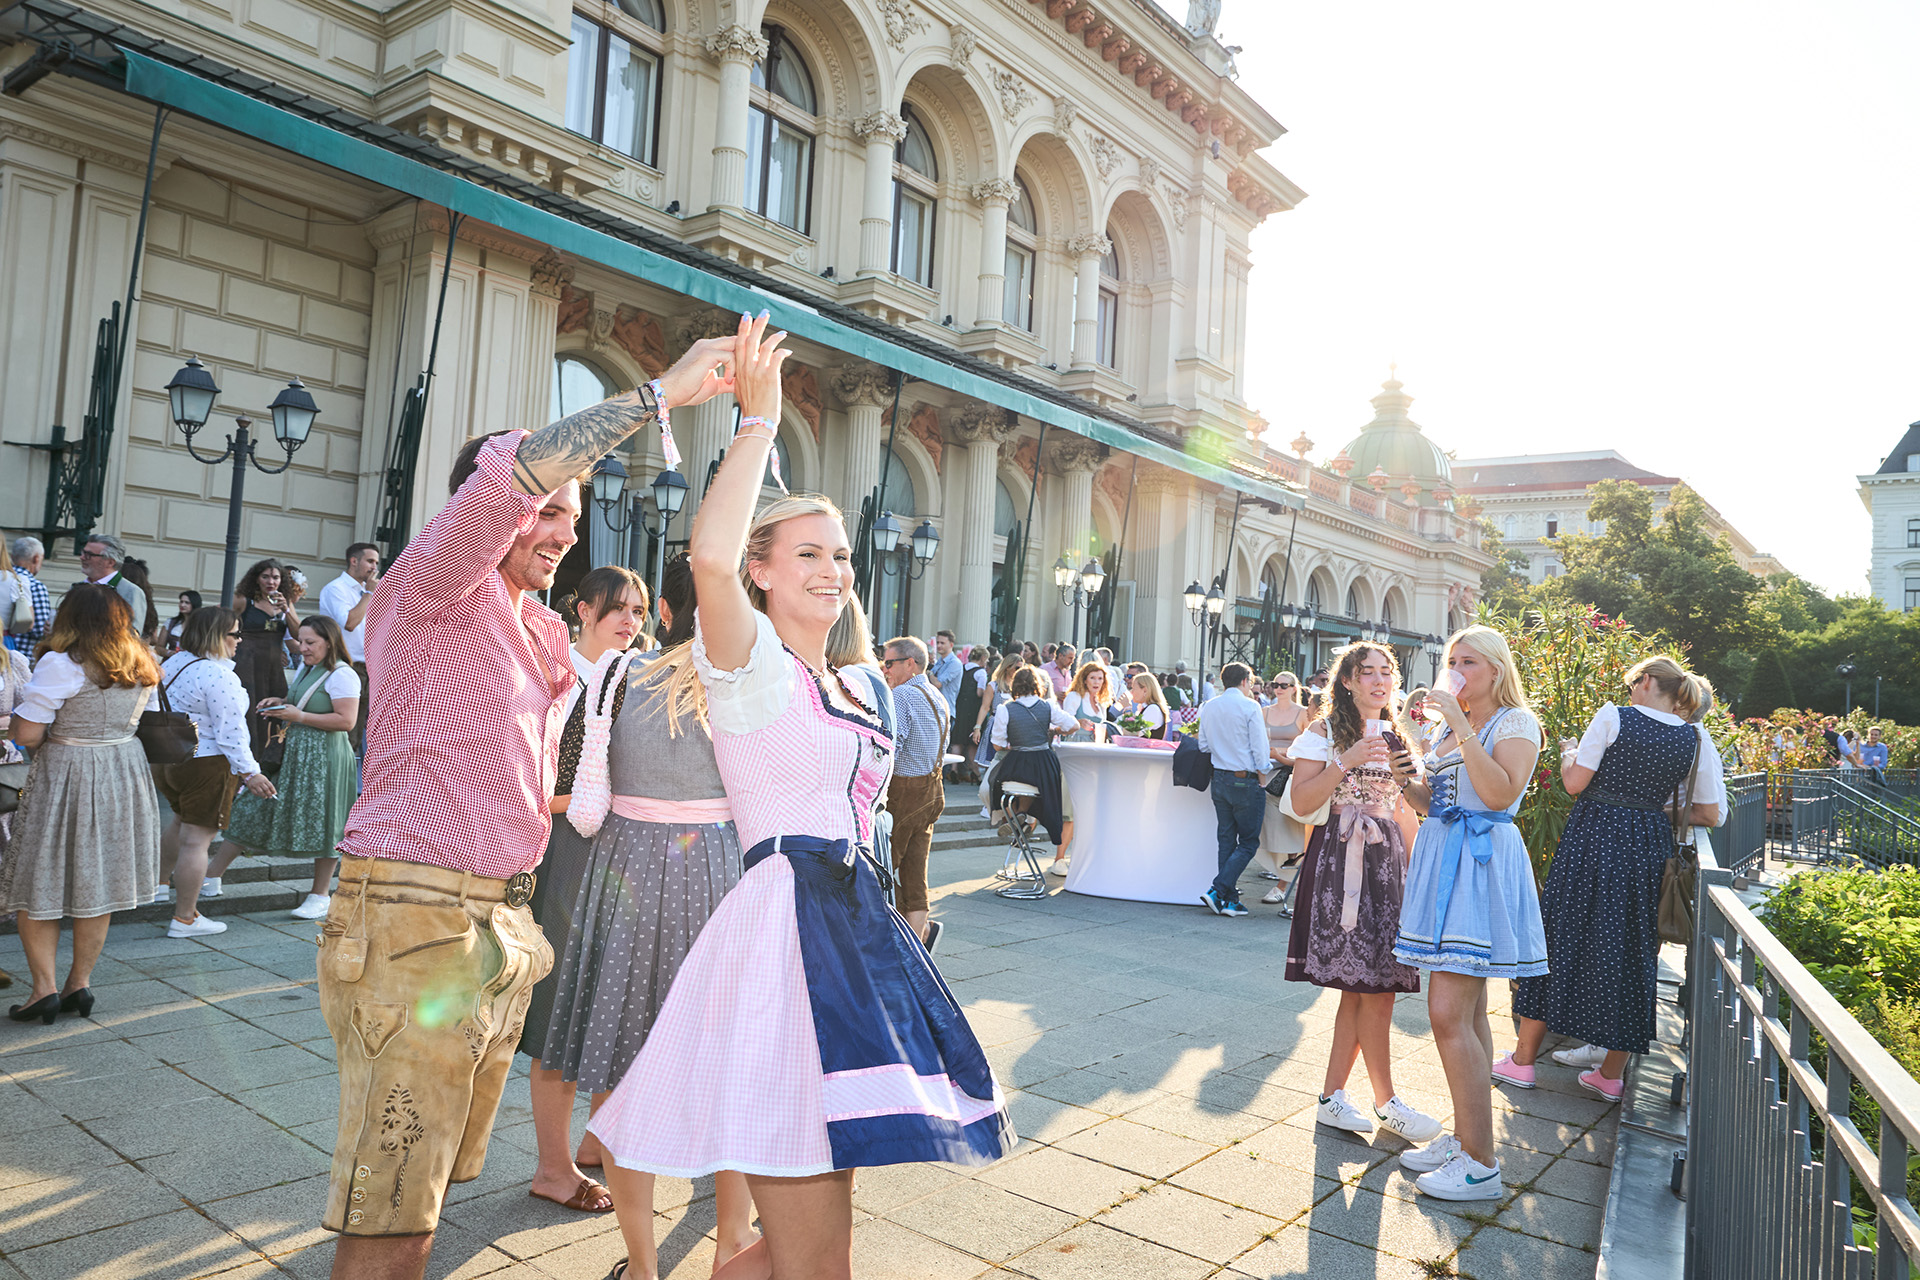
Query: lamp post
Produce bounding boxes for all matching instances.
[874,512,940,581]
[590,457,687,604]
[1054,554,1106,648]
[1423,633,1443,683]
[1184,576,1225,695]
[165,355,316,607]
[1838,662,1857,715]
[1279,601,1317,674]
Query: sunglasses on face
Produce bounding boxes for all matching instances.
[881,656,911,668]
[1275,683,1295,689]
[227,630,242,639]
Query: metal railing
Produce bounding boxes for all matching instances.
[1685,861,1920,1278]
[1707,771,1769,879]
[1778,769,1920,869]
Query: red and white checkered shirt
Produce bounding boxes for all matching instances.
[338,432,576,878]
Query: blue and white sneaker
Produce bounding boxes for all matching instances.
[1415,1151,1504,1201]
[1219,897,1250,918]
[1199,888,1226,915]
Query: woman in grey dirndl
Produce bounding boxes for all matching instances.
[526,555,757,1262]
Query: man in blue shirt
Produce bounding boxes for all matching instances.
[1862,726,1890,781]
[1197,662,1276,917]
[927,628,963,712]
[885,636,951,949]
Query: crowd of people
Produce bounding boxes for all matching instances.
[0,313,1735,1276]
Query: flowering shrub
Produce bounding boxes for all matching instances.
[1723,709,1920,773]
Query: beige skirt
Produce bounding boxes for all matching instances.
[0,738,161,920]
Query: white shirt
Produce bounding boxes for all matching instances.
[559,645,600,724]
[1060,690,1108,725]
[157,651,262,776]
[317,571,371,663]
[1571,701,1727,819]
[1134,703,1167,733]
[989,694,1078,748]
[1197,685,1270,774]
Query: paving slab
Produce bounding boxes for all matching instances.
[0,828,1606,1279]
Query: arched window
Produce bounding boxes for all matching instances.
[1002,175,1037,329]
[993,479,1018,538]
[875,446,917,518]
[1097,236,1120,368]
[872,447,920,640]
[1260,564,1279,601]
[565,0,665,165]
[552,353,618,420]
[747,28,816,233]
[1344,586,1360,618]
[1501,514,1517,536]
[1381,596,1394,629]
[891,104,937,287]
[1305,577,1322,613]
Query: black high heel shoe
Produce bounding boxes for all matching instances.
[7,994,59,1025]
[59,988,94,1018]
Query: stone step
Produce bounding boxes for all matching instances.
[0,874,314,935]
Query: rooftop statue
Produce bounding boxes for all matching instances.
[1185,0,1222,38]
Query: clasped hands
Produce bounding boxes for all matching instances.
[653,312,794,421]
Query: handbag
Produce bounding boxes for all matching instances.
[1264,762,1294,799]
[567,650,638,838]
[1279,773,1332,827]
[0,759,26,815]
[1,569,30,636]
[1657,735,1705,946]
[137,658,205,766]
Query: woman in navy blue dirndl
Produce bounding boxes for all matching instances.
[1501,657,1723,1103]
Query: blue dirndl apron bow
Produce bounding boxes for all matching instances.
[1431,806,1513,931]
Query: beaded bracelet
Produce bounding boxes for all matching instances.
[735,416,786,492]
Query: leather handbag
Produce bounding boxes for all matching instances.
[1264,762,1294,799]
[1657,736,1705,946]
[137,659,205,766]
[0,759,27,815]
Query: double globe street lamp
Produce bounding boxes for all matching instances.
[1278,600,1317,674]
[1183,577,1226,692]
[1423,633,1445,682]
[1055,554,1106,648]
[164,355,318,607]
[873,511,941,581]
[588,456,689,605]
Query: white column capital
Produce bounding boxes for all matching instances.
[852,109,910,144]
[970,178,1019,208]
[948,403,1017,447]
[1066,232,1113,260]
[1051,435,1108,474]
[705,24,770,64]
[830,361,895,408]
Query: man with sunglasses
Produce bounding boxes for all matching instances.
[881,635,950,950]
[76,535,147,632]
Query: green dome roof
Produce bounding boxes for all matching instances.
[1337,377,1451,485]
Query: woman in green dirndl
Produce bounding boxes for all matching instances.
[213,615,359,920]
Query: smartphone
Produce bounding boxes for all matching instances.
[1381,728,1408,756]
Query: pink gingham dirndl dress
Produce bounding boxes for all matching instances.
[587,612,1014,1177]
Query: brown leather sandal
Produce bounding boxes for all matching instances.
[530,1177,613,1212]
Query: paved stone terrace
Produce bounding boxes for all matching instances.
[0,794,1609,1279]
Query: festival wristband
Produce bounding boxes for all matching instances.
[736,416,786,492]
[642,379,678,469]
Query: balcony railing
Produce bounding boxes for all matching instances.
[1776,769,1920,869]
[1686,857,1920,1277]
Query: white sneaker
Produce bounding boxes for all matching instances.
[1415,1151,1504,1201]
[167,915,228,939]
[1552,1042,1608,1069]
[201,877,222,899]
[1375,1095,1444,1144]
[153,885,170,905]
[1316,1089,1375,1134]
[1047,861,1068,877]
[1399,1133,1463,1173]
[979,807,992,821]
[291,893,332,920]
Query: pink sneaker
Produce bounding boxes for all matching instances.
[1579,1069,1624,1102]
[1490,1053,1536,1089]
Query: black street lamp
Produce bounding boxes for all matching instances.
[1423,633,1444,683]
[591,457,687,604]
[1278,601,1317,674]
[1838,662,1857,715]
[165,355,316,607]
[1054,554,1106,648]
[1184,576,1226,695]
[874,512,940,583]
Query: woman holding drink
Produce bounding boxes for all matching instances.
[1391,626,1548,1201]
[1283,642,1441,1146]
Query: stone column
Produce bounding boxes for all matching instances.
[1128,464,1181,666]
[670,308,743,528]
[1052,435,1107,562]
[1067,233,1112,367]
[970,178,1017,326]
[949,404,1016,643]
[705,25,769,212]
[853,110,907,277]
[831,361,893,514]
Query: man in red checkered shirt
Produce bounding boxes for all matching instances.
[315,326,742,1280]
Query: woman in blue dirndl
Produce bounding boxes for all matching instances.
[1390,625,1548,1203]
[1501,657,1723,1103]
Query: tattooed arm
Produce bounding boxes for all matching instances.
[510,333,741,496]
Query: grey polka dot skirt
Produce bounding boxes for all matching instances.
[529,814,744,1094]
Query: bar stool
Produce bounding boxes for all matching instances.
[995,782,1049,900]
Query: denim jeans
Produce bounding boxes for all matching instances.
[1209,773,1267,902]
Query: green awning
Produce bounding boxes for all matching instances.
[118,51,1300,513]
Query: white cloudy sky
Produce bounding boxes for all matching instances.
[1170,0,1919,596]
